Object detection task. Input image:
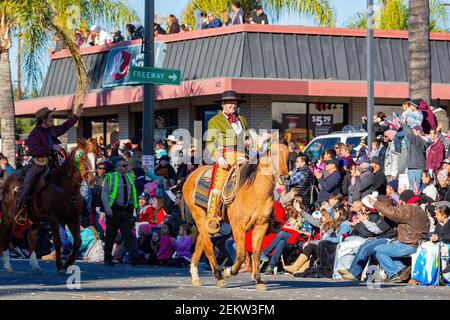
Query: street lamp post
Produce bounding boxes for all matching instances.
[367,0,374,150]
[143,0,155,157]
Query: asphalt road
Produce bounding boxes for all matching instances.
[1,259,450,300]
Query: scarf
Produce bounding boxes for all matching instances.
[224,112,238,124]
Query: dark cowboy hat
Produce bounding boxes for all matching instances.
[35,107,56,122]
[213,90,246,104]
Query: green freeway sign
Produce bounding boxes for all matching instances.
[129,67,182,85]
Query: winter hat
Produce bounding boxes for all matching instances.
[384,130,396,141]
[388,179,399,192]
[419,99,428,111]
[438,169,449,180]
[399,190,420,204]
[410,99,421,108]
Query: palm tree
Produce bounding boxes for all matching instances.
[409,0,431,103]
[182,0,335,28]
[0,0,138,167]
[347,0,447,32]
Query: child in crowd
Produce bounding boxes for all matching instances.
[156,223,174,265]
[386,179,400,206]
[369,139,382,159]
[168,224,193,267]
[137,192,157,226]
[141,231,160,264]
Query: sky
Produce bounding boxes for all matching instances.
[8,0,368,93]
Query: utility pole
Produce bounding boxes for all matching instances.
[17,32,21,100]
[367,0,374,150]
[143,0,155,158]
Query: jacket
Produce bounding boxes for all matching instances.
[28,115,79,157]
[317,170,342,204]
[372,170,387,195]
[353,213,396,239]
[419,102,437,134]
[383,141,399,177]
[373,201,430,247]
[171,235,192,259]
[231,9,245,25]
[287,165,313,205]
[403,124,428,169]
[426,139,444,173]
[206,111,248,160]
[434,220,450,243]
[348,170,374,203]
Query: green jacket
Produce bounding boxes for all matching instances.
[206,112,248,159]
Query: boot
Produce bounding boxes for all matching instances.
[205,189,222,235]
[14,207,28,226]
[284,254,309,274]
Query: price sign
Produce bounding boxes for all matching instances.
[309,114,334,136]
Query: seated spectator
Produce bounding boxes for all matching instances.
[136,192,157,226]
[0,156,14,175]
[156,223,174,265]
[436,169,450,201]
[141,231,160,264]
[386,179,400,205]
[167,14,181,34]
[421,170,438,202]
[348,161,374,204]
[155,155,177,183]
[249,4,269,24]
[429,204,450,244]
[371,157,387,196]
[315,158,342,206]
[206,13,222,28]
[168,224,193,267]
[370,190,430,283]
[154,23,167,36]
[338,196,397,281]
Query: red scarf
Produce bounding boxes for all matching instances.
[224,112,238,124]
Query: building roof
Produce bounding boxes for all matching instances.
[15,25,450,115]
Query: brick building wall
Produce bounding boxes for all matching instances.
[241,95,272,130]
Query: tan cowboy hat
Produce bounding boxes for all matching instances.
[35,107,56,122]
[213,90,246,104]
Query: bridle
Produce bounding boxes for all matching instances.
[74,149,95,180]
[266,146,287,186]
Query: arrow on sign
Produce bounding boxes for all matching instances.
[168,73,178,82]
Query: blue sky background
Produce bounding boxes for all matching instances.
[9,0,369,94]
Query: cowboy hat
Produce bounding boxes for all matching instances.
[213,90,246,104]
[35,107,56,122]
[165,135,177,142]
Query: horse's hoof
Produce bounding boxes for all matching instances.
[223,267,231,279]
[4,267,13,273]
[255,283,267,291]
[192,279,201,287]
[216,279,227,288]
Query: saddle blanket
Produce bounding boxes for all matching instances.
[194,168,213,208]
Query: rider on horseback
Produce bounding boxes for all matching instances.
[205,91,249,234]
[13,104,83,225]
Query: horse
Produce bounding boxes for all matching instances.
[0,138,98,274]
[182,139,289,291]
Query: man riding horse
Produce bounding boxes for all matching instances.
[13,104,83,225]
[205,91,250,234]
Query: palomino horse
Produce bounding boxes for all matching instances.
[0,138,98,274]
[183,140,289,290]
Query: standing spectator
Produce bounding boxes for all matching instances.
[371,157,387,196]
[231,1,245,25]
[249,4,269,24]
[419,99,437,134]
[167,15,181,34]
[154,155,177,184]
[404,99,424,128]
[363,112,389,139]
[426,128,445,175]
[382,130,399,181]
[74,29,86,47]
[403,123,428,192]
[166,135,183,172]
[111,29,124,43]
[155,141,168,160]
[101,157,140,266]
[221,10,230,26]
[88,25,110,46]
[315,158,342,205]
[154,23,166,36]
[206,13,222,28]
[369,191,430,283]
[287,141,299,171]
[339,144,354,169]
[287,156,313,209]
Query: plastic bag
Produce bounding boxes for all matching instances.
[411,241,439,286]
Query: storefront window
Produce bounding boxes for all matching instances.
[134,109,178,143]
[272,102,347,151]
[83,115,119,146]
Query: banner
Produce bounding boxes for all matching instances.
[102,42,167,88]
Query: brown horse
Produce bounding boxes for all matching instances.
[0,138,98,274]
[183,140,289,290]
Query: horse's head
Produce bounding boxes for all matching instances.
[73,138,98,188]
[265,133,290,185]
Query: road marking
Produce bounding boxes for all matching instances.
[42,291,126,300]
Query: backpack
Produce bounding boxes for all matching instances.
[83,239,104,263]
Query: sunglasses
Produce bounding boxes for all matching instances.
[98,167,106,170]
[121,164,129,168]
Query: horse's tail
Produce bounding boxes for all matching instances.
[267,211,282,235]
[180,198,196,226]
